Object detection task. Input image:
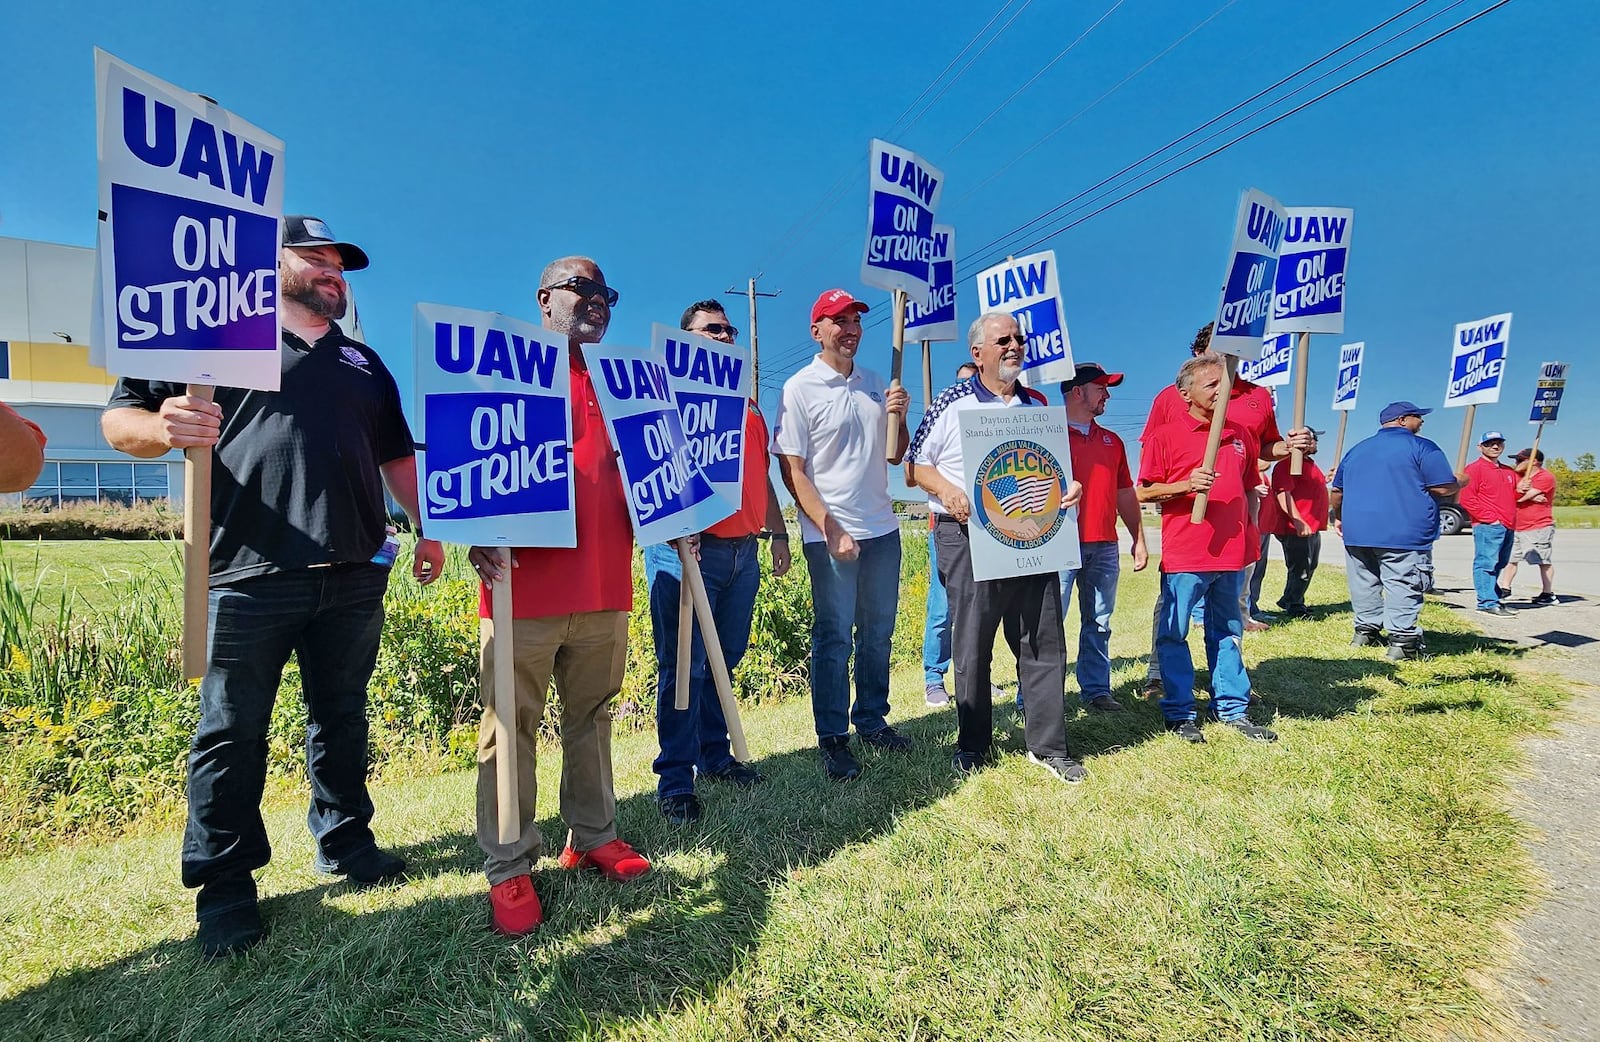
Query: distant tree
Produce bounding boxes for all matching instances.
[1576,452,1596,472]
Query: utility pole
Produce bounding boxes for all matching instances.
[727,275,781,405]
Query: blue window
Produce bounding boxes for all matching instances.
[0,341,9,379]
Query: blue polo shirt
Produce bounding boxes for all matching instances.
[1333,426,1456,551]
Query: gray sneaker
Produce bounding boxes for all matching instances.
[924,682,950,707]
[1027,751,1089,784]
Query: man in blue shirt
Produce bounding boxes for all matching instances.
[1329,401,1459,659]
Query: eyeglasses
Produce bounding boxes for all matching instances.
[542,276,619,306]
[993,334,1027,348]
[693,323,740,338]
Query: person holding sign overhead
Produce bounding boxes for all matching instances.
[774,289,912,781]
[645,299,791,825]
[467,256,650,938]
[102,216,444,959]
[1136,353,1277,743]
[908,312,1088,782]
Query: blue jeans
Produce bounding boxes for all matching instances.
[922,529,951,685]
[1059,541,1120,702]
[1155,570,1251,723]
[182,564,391,901]
[802,531,901,739]
[1247,533,1272,615]
[645,537,760,799]
[1472,523,1515,608]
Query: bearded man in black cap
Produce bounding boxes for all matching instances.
[103,216,443,959]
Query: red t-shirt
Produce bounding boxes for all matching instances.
[479,357,635,620]
[1515,468,1556,531]
[1138,412,1253,572]
[1459,456,1518,527]
[1068,421,1132,543]
[1262,458,1328,535]
[1142,377,1283,459]
[705,403,771,538]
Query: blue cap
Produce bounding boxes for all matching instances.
[1379,400,1431,424]
[1479,430,1506,444]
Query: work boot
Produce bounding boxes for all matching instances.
[1351,627,1385,647]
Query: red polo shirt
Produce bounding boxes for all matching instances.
[1068,420,1132,543]
[705,403,771,538]
[1139,412,1253,572]
[1263,458,1328,535]
[1142,377,1282,459]
[479,356,635,620]
[1515,468,1556,531]
[1459,456,1518,527]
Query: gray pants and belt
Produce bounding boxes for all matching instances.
[1343,546,1426,641]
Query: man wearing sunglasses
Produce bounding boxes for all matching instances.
[644,299,791,825]
[468,256,650,938]
[908,311,1088,783]
[774,289,912,781]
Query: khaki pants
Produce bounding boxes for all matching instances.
[475,610,628,885]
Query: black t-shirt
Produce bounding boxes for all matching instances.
[107,325,415,584]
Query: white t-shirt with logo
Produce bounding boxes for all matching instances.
[772,355,899,544]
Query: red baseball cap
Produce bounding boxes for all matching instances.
[1064,362,1124,388]
[810,289,871,324]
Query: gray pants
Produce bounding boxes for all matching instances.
[1344,547,1426,641]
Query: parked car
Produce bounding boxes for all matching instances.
[1438,498,1470,536]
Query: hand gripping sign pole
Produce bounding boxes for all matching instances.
[886,289,907,460]
[1289,332,1311,475]
[1191,355,1238,524]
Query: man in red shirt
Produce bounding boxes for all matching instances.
[468,256,649,938]
[1137,353,1276,743]
[1457,430,1520,615]
[1266,450,1329,617]
[646,299,792,826]
[1501,447,1557,605]
[1059,362,1148,712]
[1139,324,1314,699]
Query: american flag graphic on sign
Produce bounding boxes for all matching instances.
[985,474,1054,516]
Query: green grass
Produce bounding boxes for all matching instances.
[0,538,182,613]
[1553,504,1600,528]
[0,561,1566,1041]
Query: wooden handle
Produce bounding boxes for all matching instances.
[921,338,933,407]
[679,544,749,763]
[1331,411,1349,479]
[1454,404,1477,473]
[674,553,692,712]
[1190,357,1235,524]
[1529,422,1544,473]
[1290,331,1309,476]
[181,383,215,681]
[490,554,520,845]
[886,289,907,461]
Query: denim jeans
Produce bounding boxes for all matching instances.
[1344,546,1425,640]
[1472,523,1515,608]
[1247,533,1272,615]
[802,531,901,739]
[182,564,390,900]
[922,528,951,685]
[645,536,760,799]
[1059,541,1120,702]
[1155,570,1250,723]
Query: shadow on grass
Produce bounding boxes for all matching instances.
[0,717,965,1041]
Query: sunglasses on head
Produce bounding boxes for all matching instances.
[694,323,740,338]
[993,333,1027,348]
[543,276,619,307]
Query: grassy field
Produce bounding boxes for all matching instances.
[0,537,181,613]
[1554,504,1600,528]
[0,554,1567,1042]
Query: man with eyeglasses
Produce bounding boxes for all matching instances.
[1457,428,1520,617]
[102,216,445,959]
[774,289,912,781]
[644,299,791,825]
[1329,402,1458,657]
[468,256,650,938]
[909,312,1088,782]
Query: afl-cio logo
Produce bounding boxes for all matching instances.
[972,439,1066,550]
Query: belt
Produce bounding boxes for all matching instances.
[701,532,757,543]
[932,513,966,525]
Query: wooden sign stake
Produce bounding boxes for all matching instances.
[181,383,215,681]
[1190,355,1237,524]
[1330,411,1350,478]
[489,553,520,845]
[921,337,933,408]
[886,288,907,461]
[677,540,749,762]
[1454,403,1479,472]
[674,573,692,711]
[1289,331,1310,476]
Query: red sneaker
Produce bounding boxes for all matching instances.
[557,838,651,882]
[488,874,543,936]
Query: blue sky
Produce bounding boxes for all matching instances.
[3,0,1594,471]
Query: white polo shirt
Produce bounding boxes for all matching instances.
[772,355,899,544]
[909,375,1049,515]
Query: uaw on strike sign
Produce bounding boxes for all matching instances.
[95,50,284,389]
[1444,313,1512,408]
[861,139,945,301]
[653,323,751,507]
[973,251,1075,386]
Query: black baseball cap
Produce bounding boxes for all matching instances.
[281,215,369,271]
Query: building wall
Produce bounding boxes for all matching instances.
[0,235,182,506]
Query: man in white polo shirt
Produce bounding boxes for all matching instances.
[774,289,912,781]
[909,311,1087,783]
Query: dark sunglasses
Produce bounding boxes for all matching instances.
[543,276,619,307]
[993,333,1027,348]
[693,323,740,338]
